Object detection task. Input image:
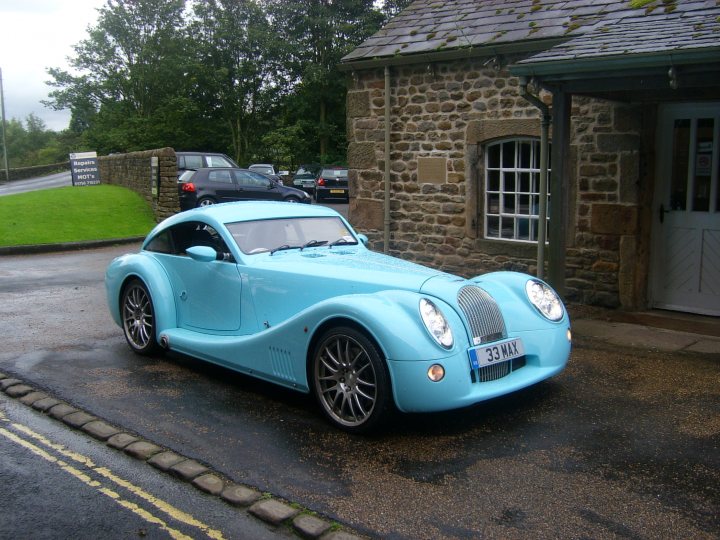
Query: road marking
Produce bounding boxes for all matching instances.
[0,419,226,540]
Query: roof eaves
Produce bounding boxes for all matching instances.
[339,38,569,72]
[510,46,720,79]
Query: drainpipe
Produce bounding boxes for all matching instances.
[384,66,391,253]
[519,76,551,280]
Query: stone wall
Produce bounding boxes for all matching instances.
[2,162,69,182]
[99,148,179,222]
[347,59,649,309]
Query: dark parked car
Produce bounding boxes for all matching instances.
[176,152,238,177]
[314,167,349,202]
[178,168,310,211]
[293,166,318,194]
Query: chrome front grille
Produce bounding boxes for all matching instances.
[457,285,507,345]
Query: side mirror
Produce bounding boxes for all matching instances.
[357,234,369,246]
[187,245,218,262]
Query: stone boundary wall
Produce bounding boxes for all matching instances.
[347,59,647,309]
[98,148,179,222]
[2,162,69,182]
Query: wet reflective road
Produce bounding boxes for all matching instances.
[1,245,718,539]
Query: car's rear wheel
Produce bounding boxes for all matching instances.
[311,326,390,433]
[121,279,160,356]
[197,197,216,207]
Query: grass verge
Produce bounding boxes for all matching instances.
[0,185,157,247]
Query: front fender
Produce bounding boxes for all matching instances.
[105,253,177,335]
[472,271,570,332]
[307,290,470,362]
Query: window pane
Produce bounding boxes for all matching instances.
[693,118,714,212]
[488,194,500,214]
[487,143,501,168]
[503,172,516,193]
[500,218,514,239]
[519,142,532,169]
[517,218,530,240]
[487,216,499,238]
[503,194,515,213]
[671,119,690,210]
[518,194,530,215]
[488,169,500,191]
[519,172,531,193]
[502,141,515,168]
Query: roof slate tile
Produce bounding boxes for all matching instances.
[343,0,720,64]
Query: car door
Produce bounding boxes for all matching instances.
[147,221,243,331]
[234,170,279,200]
[206,169,241,203]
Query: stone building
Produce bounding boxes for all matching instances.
[341,0,720,315]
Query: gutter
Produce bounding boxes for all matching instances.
[518,77,550,280]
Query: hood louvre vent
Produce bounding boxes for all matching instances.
[457,286,507,345]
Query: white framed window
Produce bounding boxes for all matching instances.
[484,138,550,242]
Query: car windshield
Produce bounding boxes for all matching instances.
[250,165,274,174]
[226,217,357,255]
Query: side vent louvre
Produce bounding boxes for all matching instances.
[269,347,294,381]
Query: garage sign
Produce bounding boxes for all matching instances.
[69,151,100,186]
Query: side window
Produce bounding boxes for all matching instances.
[484,138,550,242]
[247,171,271,187]
[208,170,233,184]
[184,155,203,169]
[206,155,234,167]
[145,230,174,254]
[234,170,253,186]
[147,222,233,261]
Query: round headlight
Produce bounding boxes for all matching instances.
[419,298,454,349]
[525,279,564,321]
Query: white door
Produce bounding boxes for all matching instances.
[651,103,720,316]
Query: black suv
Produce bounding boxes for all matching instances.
[176,152,238,177]
[178,168,311,211]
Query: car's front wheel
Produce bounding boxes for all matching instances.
[311,326,391,433]
[121,279,160,356]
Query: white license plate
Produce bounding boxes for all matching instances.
[468,337,525,369]
[330,189,346,194]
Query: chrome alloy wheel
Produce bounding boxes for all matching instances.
[314,330,382,429]
[122,281,156,354]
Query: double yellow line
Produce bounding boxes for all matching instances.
[0,411,225,540]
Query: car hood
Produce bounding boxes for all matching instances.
[253,247,454,293]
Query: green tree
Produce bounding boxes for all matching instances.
[187,0,283,165]
[46,0,192,153]
[266,0,384,164]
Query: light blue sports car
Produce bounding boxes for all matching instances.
[106,201,571,432]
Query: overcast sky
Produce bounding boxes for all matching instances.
[0,0,106,131]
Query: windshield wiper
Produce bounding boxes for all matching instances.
[328,238,354,248]
[301,240,328,250]
[270,244,300,255]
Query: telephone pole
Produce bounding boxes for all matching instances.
[0,67,9,183]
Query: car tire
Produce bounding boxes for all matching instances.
[311,326,391,433]
[121,279,161,356]
[285,196,300,203]
[197,197,216,207]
